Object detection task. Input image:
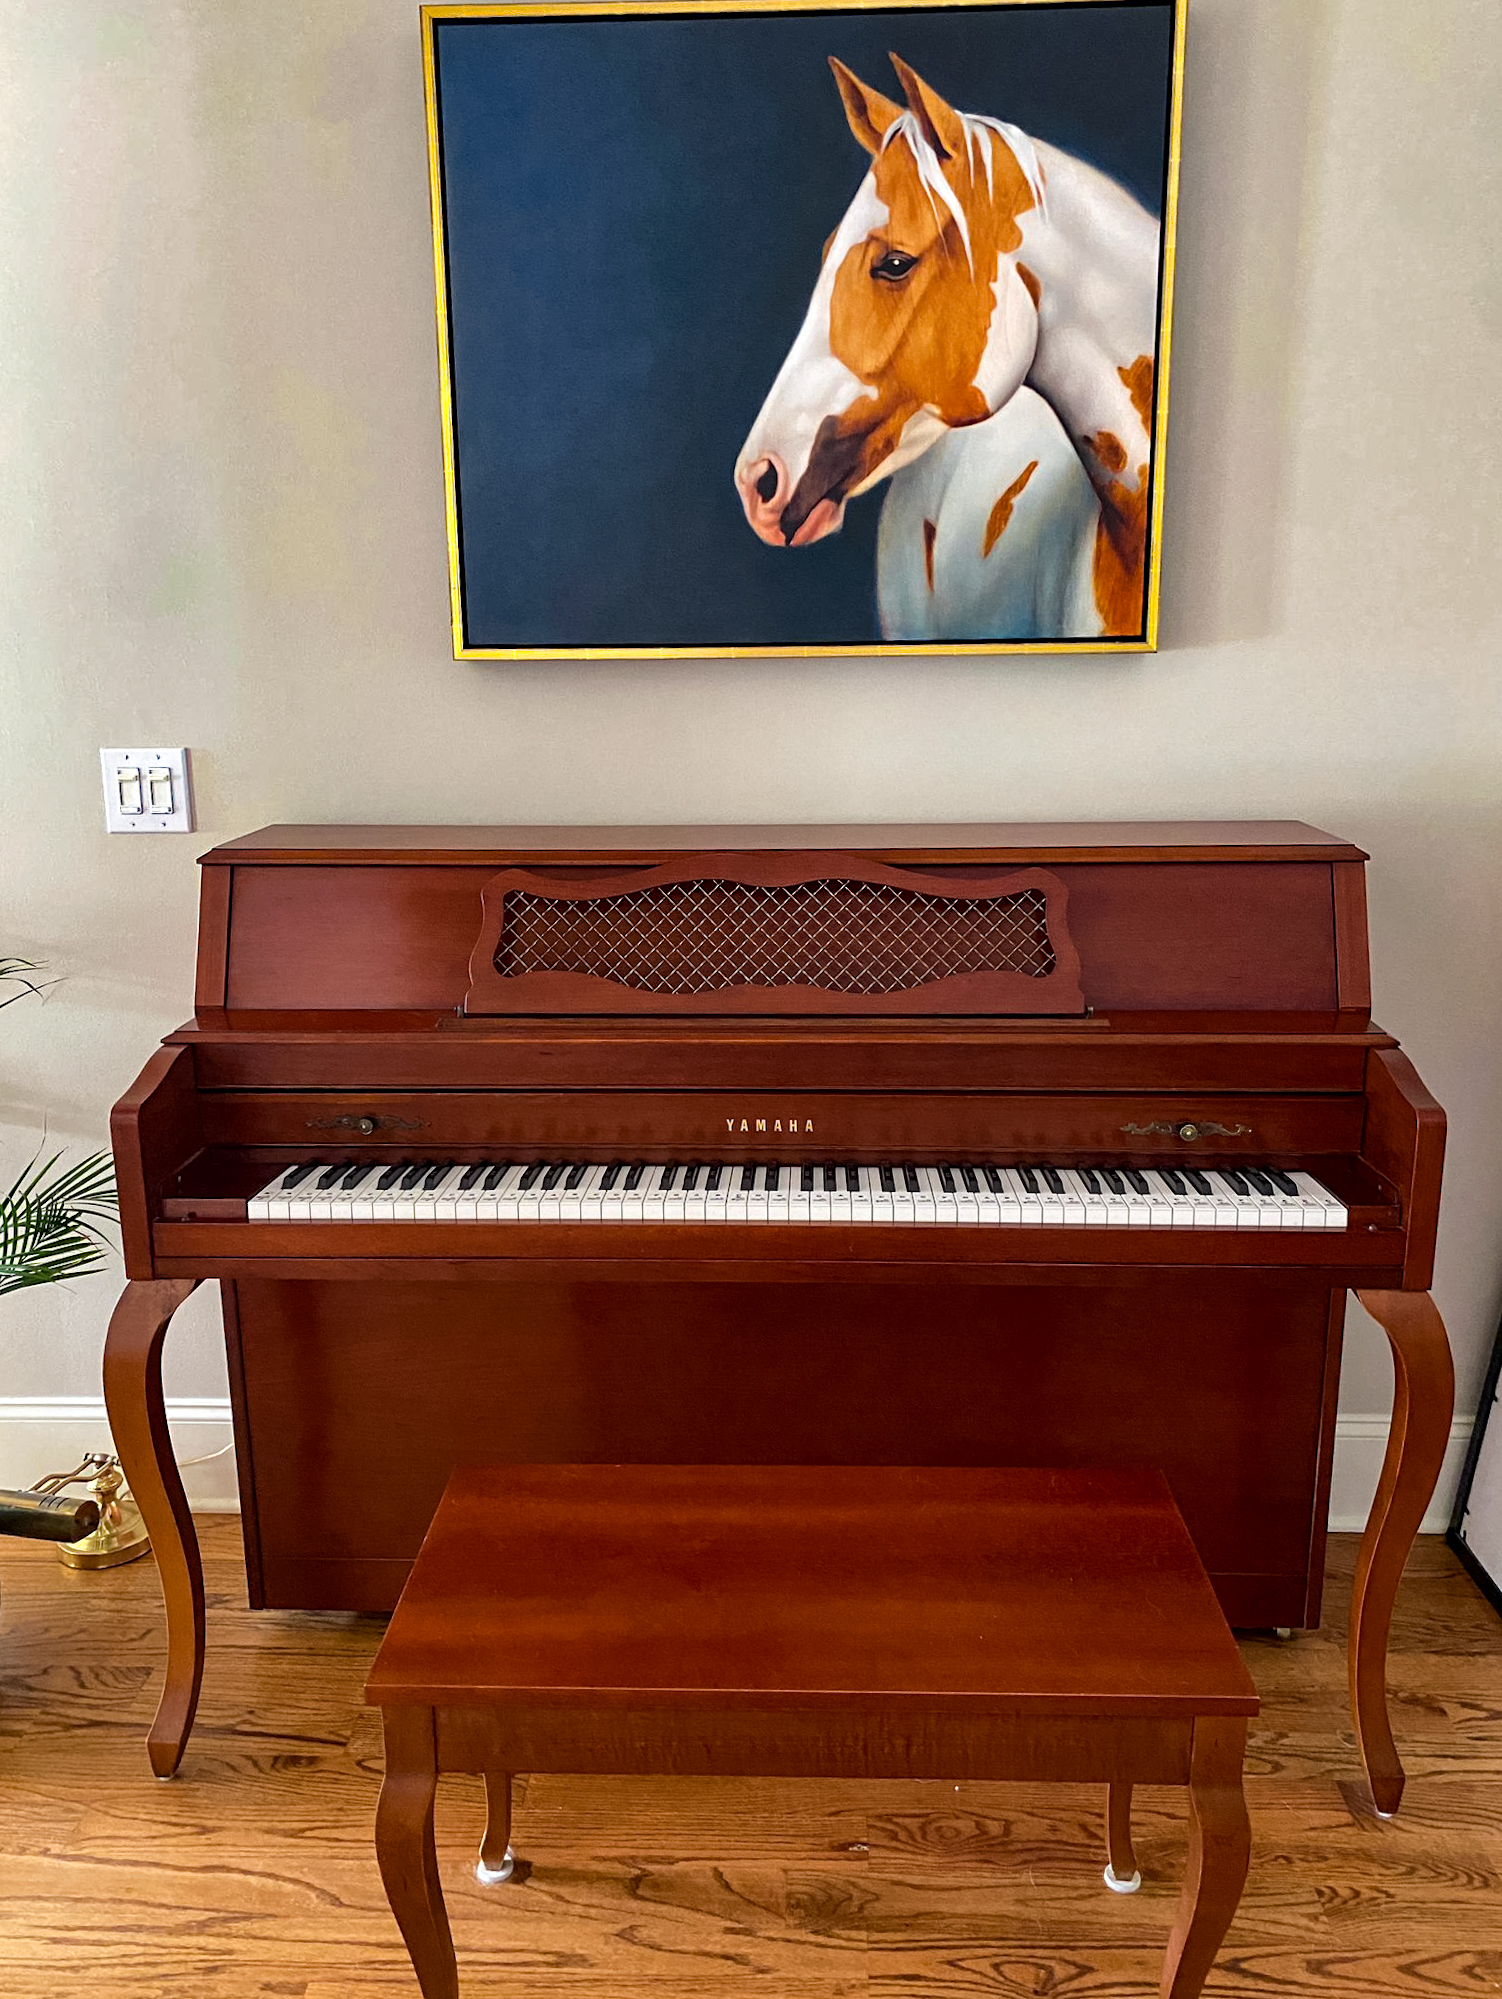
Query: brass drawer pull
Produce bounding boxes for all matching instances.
[1120,1121,1251,1142]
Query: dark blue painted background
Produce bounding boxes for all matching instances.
[433,3,1175,649]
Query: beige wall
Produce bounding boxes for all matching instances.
[2,1,1499,1439]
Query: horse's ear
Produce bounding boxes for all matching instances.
[829,58,902,155]
[889,54,964,162]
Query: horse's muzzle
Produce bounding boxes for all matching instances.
[736,453,793,545]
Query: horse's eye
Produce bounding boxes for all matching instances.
[871,250,917,283]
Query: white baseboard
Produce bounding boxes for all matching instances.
[1326,1414,1472,1534]
[0,1397,240,1510]
[0,1399,1474,1532]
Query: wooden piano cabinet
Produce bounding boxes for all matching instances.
[223,1274,1339,1629]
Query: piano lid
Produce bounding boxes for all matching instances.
[204,822,1368,866]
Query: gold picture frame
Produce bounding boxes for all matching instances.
[422,0,1188,658]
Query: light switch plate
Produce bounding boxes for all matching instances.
[101,747,195,833]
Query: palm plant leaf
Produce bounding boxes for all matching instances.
[0,1150,118,1297]
[0,957,53,1010]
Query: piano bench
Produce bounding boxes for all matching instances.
[366,1464,1258,1999]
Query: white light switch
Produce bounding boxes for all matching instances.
[101,748,194,833]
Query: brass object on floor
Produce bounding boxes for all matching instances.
[32,1453,151,1570]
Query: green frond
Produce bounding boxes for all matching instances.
[0,957,52,1010]
[0,1149,118,1297]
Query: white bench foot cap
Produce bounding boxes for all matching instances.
[476,1845,515,1885]
[1103,1865,1142,1895]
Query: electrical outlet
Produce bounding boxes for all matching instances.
[101,748,195,833]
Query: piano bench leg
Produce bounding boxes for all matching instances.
[477,1771,515,1883]
[1104,1781,1141,1893]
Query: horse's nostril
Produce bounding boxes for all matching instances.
[755,463,779,505]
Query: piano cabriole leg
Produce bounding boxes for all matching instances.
[1349,1288,1456,1818]
[102,1277,203,1778]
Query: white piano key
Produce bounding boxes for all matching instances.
[997,1167,1041,1226]
[1291,1172,1347,1228]
[905,1165,937,1225]
[1045,1168,1086,1227]
[923,1166,961,1225]
[249,1165,300,1222]
[1060,1168,1110,1227]
[865,1167,894,1224]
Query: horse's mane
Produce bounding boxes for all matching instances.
[879,109,1046,273]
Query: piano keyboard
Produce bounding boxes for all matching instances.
[248,1160,1348,1229]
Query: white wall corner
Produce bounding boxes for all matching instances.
[0,1399,1476,1535]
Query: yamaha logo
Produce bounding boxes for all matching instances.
[724,1116,814,1135]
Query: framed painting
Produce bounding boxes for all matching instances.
[422,0,1187,657]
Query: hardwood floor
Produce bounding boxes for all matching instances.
[1,1518,1499,1998]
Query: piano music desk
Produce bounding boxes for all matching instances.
[365,1464,1259,1999]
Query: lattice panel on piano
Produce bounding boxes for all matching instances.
[493,879,1057,997]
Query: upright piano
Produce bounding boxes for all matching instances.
[106,823,1454,1814]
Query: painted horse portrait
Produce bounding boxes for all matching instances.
[735,54,1162,643]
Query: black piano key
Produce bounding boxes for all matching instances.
[880,1165,897,1193]
[960,1165,980,1193]
[376,1163,406,1190]
[705,1164,723,1190]
[983,1165,1007,1194]
[340,1164,373,1191]
[1018,1166,1040,1194]
[316,1163,348,1190]
[1184,1168,1213,1196]
[682,1164,701,1190]
[565,1163,589,1190]
[423,1162,454,1191]
[541,1162,568,1191]
[482,1162,511,1190]
[845,1165,861,1192]
[1157,1167,1187,1196]
[400,1164,428,1190]
[1267,1169,1300,1196]
[281,1161,318,1189]
[1243,1167,1275,1195]
[518,1162,546,1191]
[623,1163,645,1191]
[902,1164,921,1193]
[937,1164,956,1193]
[1218,1168,1251,1196]
[1041,1166,1065,1194]
[800,1165,815,1192]
[1078,1167,1101,1194]
[822,1164,838,1192]
[652,1163,675,1191]
[599,1162,623,1190]
[1100,1168,1126,1195]
[1123,1169,1150,1195]
[458,1164,487,1191]
[763,1164,779,1191]
[740,1163,757,1191]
